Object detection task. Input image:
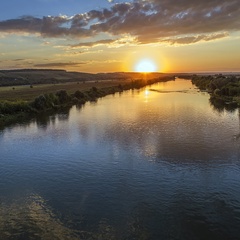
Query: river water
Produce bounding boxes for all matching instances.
[0,79,240,240]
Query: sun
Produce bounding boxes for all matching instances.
[135,59,157,73]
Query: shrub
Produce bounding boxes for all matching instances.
[91,86,98,92]
[118,84,123,91]
[74,90,85,99]
[44,93,59,107]
[214,88,221,96]
[72,97,80,104]
[228,87,239,96]
[56,90,69,104]
[33,95,47,110]
[0,101,30,114]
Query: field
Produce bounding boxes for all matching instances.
[0,80,130,101]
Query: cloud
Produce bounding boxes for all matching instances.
[13,58,26,61]
[34,62,86,68]
[0,0,239,45]
[0,16,42,34]
[69,39,115,48]
[68,35,137,50]
[41,41,51,46]
[161,32,229,45]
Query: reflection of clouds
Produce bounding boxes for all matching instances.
[82,88,239,164]
[0,194,81,240]
[30,80,238,165]
[0,193,119,240]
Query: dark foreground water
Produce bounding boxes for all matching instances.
[1,79,240,240]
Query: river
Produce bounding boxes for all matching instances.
[0,79,240,239]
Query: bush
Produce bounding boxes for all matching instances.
[228,87,239,96]
[44,93,59,107]
[74,90,85,99]
[32,93,61,110]
[91,86,98,92]
[0,101,30,114]
[33,95,47,110]
[56,90,69,104]
[72,97,80,104]
[214,88,221,96]
[118,84,123,91]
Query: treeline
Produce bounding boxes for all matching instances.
[0,76,173,125]
[192,74,240,96]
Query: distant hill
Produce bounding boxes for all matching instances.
[0,69,167,87]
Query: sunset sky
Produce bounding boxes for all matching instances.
[0,0,239,73]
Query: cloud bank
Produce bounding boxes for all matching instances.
[0,0,239,45]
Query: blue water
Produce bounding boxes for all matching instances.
[1,79,240,239]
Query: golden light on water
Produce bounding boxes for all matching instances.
[144,89,150,96]
[143,89,151,103]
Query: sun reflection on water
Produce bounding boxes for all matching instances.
[143,89,151,103]
[144,89,150,96]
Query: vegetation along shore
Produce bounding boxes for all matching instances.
[0,70,175,128]
[192,74,240,110]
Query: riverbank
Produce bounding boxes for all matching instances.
[191,74,240,109]
[0,75,174,128]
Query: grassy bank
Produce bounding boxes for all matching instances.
[0,76,174,128]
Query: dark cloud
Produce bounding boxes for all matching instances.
[0,16,42,34]
[0,0,239,44]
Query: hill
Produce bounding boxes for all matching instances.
[0,69,167,87]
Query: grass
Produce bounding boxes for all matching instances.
[0,80,129,101]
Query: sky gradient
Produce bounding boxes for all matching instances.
[0,0,239,73]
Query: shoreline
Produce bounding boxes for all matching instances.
[0,76,174,129]
[191,75,240,110]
